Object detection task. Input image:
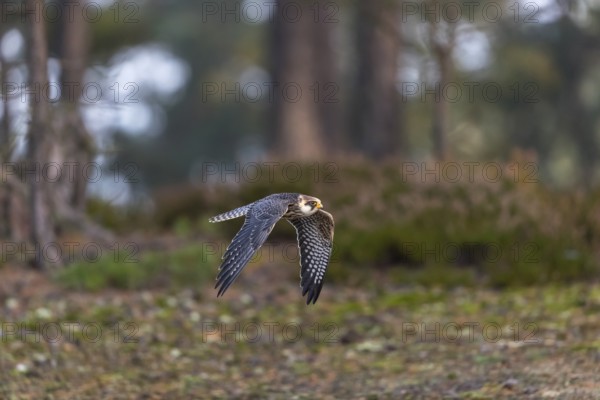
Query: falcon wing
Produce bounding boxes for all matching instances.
[288,210,334,304]
[215,198,289,297]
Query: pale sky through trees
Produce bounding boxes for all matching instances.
[2,0,600,199]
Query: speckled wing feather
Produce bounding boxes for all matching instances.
[209,204,253,223]
[288,210,334,304]
[214,197,289,297]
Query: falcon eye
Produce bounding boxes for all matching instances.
[308,201,317,207]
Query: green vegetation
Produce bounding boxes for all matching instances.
[2,274,600,398]
[56,245,217,292]
[3,162,600,398]
[91,161,599,292]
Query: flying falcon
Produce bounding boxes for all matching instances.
[209,193,334,304]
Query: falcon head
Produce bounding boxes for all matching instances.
[298,195,323,216]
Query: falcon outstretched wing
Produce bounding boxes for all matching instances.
[214,197,289,297]
[288,210,334,304]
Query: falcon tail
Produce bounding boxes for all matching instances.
[209,204,252,223]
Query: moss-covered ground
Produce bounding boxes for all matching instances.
[1,255,599,399]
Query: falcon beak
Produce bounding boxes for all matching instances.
[316,202,323,209]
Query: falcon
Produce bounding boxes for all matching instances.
[209,193,334,304]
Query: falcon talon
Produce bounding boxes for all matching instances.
[209,193,334,304]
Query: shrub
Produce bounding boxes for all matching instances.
[56,244,217,291]
[91,159,600,288]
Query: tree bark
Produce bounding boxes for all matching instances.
[0,28,22,241]
[558,17,598,186]
[26,0,57,269]
[354,0,403,158]
[270,0,327,160]
[312,1,341,154]
[52,0,114,246]
[0,60,9,159]
[0,174,28,242]
[58,0,95,212]
[429,14,455,161]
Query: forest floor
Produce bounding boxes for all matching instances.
[1,260,600,400]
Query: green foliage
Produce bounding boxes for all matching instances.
[86,198,152,234]
[153,185,209,228]
[86,161,600,288]
[56,244,217,291]
[162,160,599,288]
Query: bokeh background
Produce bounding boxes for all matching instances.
[2,0,600,398]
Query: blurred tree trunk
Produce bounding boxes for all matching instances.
[428,14,455,161]
[270,0,330,159]
[312,1,341,154]
[53,0,113,245]
[26,0,57,269]
[565,76,596,185]
[0,37,18,241]
[12,0,113,267]
[557,17,599,186]
[0,56,9,159]
[353,0,403,158]
[57,0,95,212]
